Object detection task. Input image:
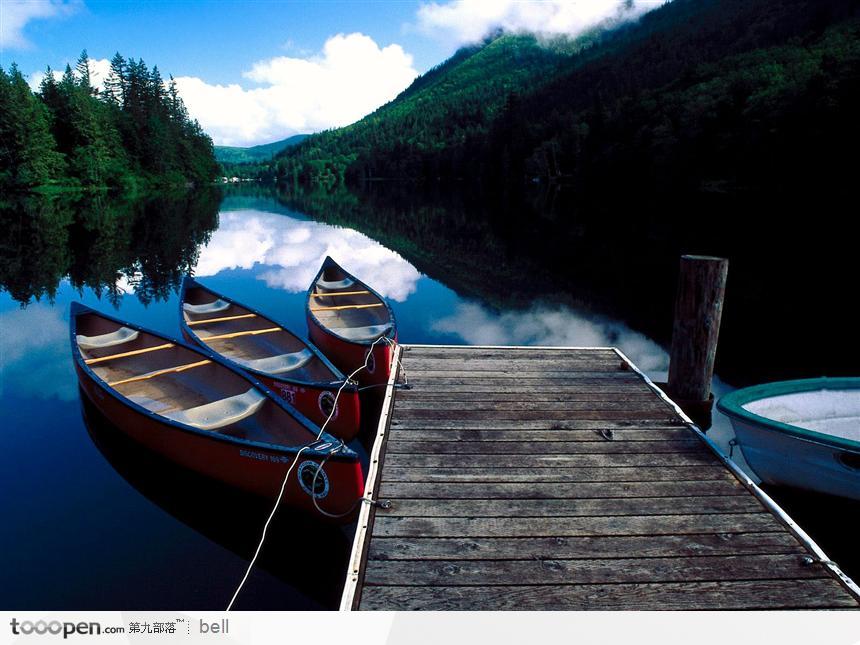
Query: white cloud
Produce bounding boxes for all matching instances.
[194,208,421,302]
[0,0,80,49]
[174,33,418,147]
[28,57,110,93]
[432,302,669,379]
[415,0,664,46]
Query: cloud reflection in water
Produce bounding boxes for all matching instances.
[194,209,421,302]
[0,303,77,401]
[432,302,669,379]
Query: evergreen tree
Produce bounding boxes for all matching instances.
[2,50,218,191]
[75,50,93,95]
[0,65,64,187]
[102,52,126,106]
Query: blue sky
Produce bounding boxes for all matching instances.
[1,1,450,83]
[1,0,663,146]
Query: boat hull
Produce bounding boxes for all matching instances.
[307,316,395,389]
[257,373,361,441]
[731,416,860,501]
[75,362,364,518]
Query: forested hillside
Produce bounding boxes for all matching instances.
[0,51,219,192]
[269,34,576,184]
[271,0,860,192]
[215,134,308,165]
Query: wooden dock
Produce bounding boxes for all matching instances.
[341,345,860,610]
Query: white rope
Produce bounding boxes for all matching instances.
[225,444,309,611]
[225,334,396,610]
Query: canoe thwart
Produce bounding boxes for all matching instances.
[311,290,372,298]
[200,327,283,342]
[107,359,212,387]
[186,313,257,326]
[84,342,175,365]
[310,303,386,312]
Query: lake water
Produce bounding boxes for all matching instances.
[1,186,856,609]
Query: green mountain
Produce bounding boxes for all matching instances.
[269,0,860,192]
[215,134,308,164]
[269,34,578,184]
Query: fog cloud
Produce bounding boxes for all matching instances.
[416,0,664,46]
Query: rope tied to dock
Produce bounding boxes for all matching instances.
[226,334,402,611]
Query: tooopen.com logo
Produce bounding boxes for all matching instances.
[10,618,125,639]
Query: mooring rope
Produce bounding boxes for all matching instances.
[226,334,398,610]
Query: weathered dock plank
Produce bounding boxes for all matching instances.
[382,452,719,468]
[390,418,689,430]
[341,345,860,610]
[370,513,779,538]
[358,579,859,611]
[367,532,807,561]
[362,553,828,586]
[387,427,699,441]
[380,465,735,483]
[379,495,763,517]
[378,479,746,499]
[385,439,700,454]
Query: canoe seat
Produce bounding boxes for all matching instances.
[77,327,139,350]
[183,299,231,315]
[317,277,354,290]
[234,349,314,375]
[163,388,266,430]
[332,322,393,342]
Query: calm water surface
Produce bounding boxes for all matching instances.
[0,188,855,609]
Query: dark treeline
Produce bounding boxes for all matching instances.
[483,0,860,196]
[0,51,219,192]
[264,0,859,197]
[0,188,221,305]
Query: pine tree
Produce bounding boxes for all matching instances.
[3,50,218,191]
[0,65,64,187]
[103,53,126,106]
[38,67,61,112]
[75,50,93,95]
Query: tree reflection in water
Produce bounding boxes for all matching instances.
[0,188,221,307]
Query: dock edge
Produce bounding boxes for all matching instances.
[614,346,860,603]
[340,343,403,610]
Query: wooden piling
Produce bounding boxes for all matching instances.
[666,255,728,428]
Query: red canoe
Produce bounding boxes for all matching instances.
[305,257,397,389]
[70,302,363,520]
[179,277,361,440]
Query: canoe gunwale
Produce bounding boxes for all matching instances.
[717,377,860,453]
[69,302,358,463]
[179,276,357,393]
[305,256,397,347]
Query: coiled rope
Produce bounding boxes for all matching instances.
[226,334,399,610]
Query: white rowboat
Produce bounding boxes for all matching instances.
[718,378,860,500]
